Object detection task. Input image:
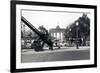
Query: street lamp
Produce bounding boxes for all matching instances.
[76,22,79,49]
[76,22,79,26]
[69,28,72,45]
[69,28,71,31]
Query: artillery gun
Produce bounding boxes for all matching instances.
[21,16,53,51]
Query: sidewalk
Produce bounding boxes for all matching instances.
[22,46,90,54]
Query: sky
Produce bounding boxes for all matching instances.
[22,10,90,30]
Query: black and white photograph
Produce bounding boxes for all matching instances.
[21,10,90,63]
[11,1,97,72]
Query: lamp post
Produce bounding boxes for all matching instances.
[76,22,79,49]
[69,28,71,31]
[69,28,72,45]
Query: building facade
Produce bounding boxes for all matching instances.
[49,25,65,42]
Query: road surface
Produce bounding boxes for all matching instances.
[21,46,90,63]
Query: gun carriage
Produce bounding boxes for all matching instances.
[21,16,53,51]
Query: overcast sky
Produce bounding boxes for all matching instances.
[22,10,90,30]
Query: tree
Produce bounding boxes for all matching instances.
[64,13,90,46]
[77,13,90,46]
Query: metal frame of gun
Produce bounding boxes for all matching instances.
[21,16,53,51]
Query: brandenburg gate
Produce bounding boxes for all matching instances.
[49,25,65,41]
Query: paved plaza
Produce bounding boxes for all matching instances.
[21,46,90,63]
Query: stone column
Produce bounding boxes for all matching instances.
[51,33,53,37]
[53,33,54,37]
[53,33,56,37]
[61,32,62,41]
[60,32,61,40]
[55,33,57,39]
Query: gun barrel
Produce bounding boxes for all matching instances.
[21,16,53,47]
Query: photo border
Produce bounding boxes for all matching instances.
[10,0,97,72]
